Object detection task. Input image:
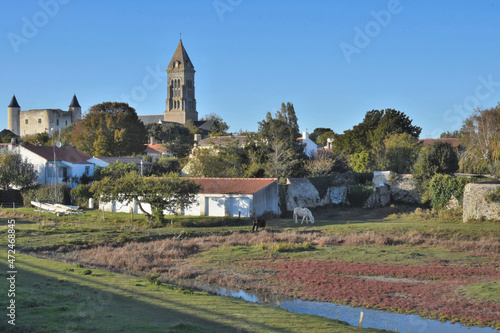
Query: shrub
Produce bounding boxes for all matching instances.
[22,184,71,205]
[429,175,494,210]
[347,185,373,207]
[413,141,459,194]
[70,184,92,207]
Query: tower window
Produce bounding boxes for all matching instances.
[56,119,59,126]
[38,119,42,124]
[65,120,68,125]
[25,119,28,124]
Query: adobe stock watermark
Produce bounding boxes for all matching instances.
[120,64,167,106]
[339,0,406,64]
[213,0,243,21]
[429,74,500,138]
[7,0,70,54]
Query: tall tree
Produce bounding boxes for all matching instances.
[334,109,421,155]
[71,102,148,156]
[373,133,421,173]
[147,123,194,158]
[459,103,500,174]
[256,102,306,179]
[309,128,332,143]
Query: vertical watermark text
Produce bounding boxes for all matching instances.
[6,219,17,326]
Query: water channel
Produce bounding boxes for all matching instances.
[198,284,497,333]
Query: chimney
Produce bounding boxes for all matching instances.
[302,131,308,140]
[149,136,155,145]
[194,134,202,142]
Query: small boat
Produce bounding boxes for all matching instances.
[31,201,83,216]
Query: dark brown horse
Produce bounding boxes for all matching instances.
[252,217,266,232]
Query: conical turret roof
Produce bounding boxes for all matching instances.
[69,94,80,108]
[167,39,194,71]
[8,95,20,108]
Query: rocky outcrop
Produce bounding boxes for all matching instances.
[463,183,500,222]
[363,185,391,208]
[373,171,420,204]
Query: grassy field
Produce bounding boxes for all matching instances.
[0,205,499,331]
[0,253,380,332]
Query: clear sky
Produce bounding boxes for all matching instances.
[1,0,500,138]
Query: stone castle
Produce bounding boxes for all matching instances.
[7,94,81,137]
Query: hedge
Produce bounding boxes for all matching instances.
[22,184,71,206]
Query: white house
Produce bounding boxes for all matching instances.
[99,177,280,218]
[298,131,319,157]
[15,145,94,188]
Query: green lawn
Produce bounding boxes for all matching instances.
[0,253,382,333]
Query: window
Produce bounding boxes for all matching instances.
[38,119,41,124]
[62,167,68,179]
[25,119,28,124]
[65,120,67,125]
[85,166,90,175]
[56,119,59,126]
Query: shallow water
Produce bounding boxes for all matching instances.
[200,285,497,333]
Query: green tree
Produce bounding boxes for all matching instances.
[413,141,459,195]
[374,133,421,173]
[71,102,148,156]
[201,113,230,137]
[188,141,247,178]
[334,109,421,155]
[150,156,181,176]
[91,172,200,225]
[309,128,332,143]
[256,102,306,179]
[147,123,194,158]
[459,103,500,174]
[92,161,138,181]
[316,131,336,146]
[349,150,374,173]
[23,132,52,146]
[0,151,37,190]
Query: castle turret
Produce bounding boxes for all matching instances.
[68,94,81,121]
[7,95,20,136]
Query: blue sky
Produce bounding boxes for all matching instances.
[1,0,500,138]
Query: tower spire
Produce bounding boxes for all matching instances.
[8,95,20,108]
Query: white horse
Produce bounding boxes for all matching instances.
[293,207,314,224]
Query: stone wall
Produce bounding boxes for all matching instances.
[463,183,500,222]
[281,172,421,212]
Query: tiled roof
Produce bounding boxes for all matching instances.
[189,178,278,195]
[418,138,460,148]
[167,39,194,71]
[145,144,169,154]
[21,145,92,164]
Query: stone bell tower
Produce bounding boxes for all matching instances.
[164,38,198,124]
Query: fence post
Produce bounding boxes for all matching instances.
[359,311,364,327]
[13,202,15,213]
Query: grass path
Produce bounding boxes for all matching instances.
[0,252,384,333]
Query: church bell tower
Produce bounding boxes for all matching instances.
[164,38,198,124]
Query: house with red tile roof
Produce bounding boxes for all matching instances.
[14,144,95,188]
[100,177,279,218]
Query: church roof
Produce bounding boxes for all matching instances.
[69,94,80,108]
[8,95,20,108]
[167,39,194,71]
